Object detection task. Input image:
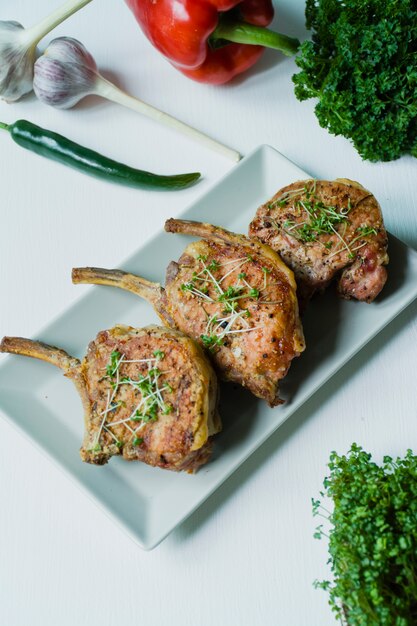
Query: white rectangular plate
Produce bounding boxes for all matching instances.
[1,145,417,550]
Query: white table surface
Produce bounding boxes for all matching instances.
[1,1,416,624]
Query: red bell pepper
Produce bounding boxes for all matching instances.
[125,0,299,84]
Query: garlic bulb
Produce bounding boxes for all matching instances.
[34,37,241,161]
[0,21,37,102]
[0,0,93,102]
[34,37,98,108]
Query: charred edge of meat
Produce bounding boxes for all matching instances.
[0,326,221,473]
[163,234,305,406]
[165,219,298,291]
[248,179,388,305]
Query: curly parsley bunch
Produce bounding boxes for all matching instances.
[314,444,417,625]
[293,0,417,161]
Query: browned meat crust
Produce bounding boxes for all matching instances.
[163,220,305,406]
[0,325,220,473]
[72,222,305,406]
[249,179,389,306]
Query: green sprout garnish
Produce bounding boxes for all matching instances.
[219,285,243,301]
[295,201,348,242]
[276,182,366,258]
[262,266,271,289]
[179,254,267,351]
[208,259,220,272]
[106,350,122,378]
[93,349,174,451]
[356,225,378,236]
[201,334,223,350]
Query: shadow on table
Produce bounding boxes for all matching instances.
[172,292,417,546]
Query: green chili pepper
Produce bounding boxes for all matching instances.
[0,120,201,191]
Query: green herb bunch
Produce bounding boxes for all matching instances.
[293,0,417,162]
[314,444,417,625]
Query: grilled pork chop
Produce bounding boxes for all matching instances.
[0,325,220,472]
[249,179,389,305]
[72,220,305,406]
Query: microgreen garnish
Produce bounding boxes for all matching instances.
[218,285,244,305]
[262,267,271,290]
[356,225,378,236]
[207,259,220,272]
[327,223,379,260]
[106,350,123,377]
[103,426,122,448]
[92,348,173,451]
[179,254,271,351]
[201,334,223,349]
[272,181,380,261]
[270,187,305,209]
[286,195,350,243]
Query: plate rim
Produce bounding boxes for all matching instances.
[1,143,417,550]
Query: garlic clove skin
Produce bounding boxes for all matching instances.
[34,56,97,109]
[34,37,99,109]
[0,21,36,103]
[42,36,97,70]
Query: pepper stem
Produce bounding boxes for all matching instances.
[94,77,242,162]
[0,122,10,131]
[211,21,300,57]
[25,0,94,45]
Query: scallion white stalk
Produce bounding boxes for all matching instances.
[34,37,241,161]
